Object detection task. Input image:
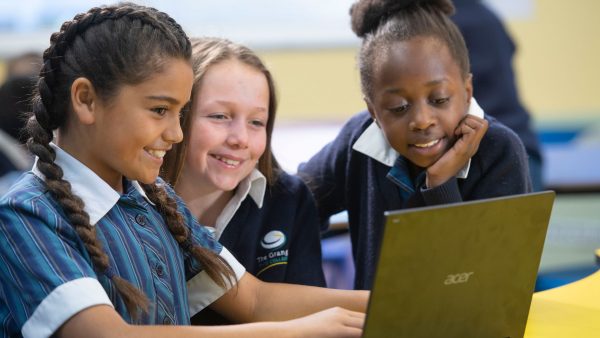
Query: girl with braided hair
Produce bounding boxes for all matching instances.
[299,0,532,290]
[0,3,367,338]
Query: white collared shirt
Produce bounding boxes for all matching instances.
[31,143,154,225]
[213,168,266,239]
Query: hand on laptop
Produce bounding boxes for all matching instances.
[285,307,365,337]
[426,114,488,188]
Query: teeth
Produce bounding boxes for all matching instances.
[414,139,440,148]
[214,155,240,166]
[147,149,166,158]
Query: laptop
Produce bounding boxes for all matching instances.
[363,191,555,338]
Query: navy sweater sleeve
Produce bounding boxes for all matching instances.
[414,116,532,206]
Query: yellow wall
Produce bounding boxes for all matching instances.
[506,1,600,121]
[259,48,363,122]
[259,1,600,123]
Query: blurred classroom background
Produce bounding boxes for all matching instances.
[1,0,599,291]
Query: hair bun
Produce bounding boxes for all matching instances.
[350,0,455,38]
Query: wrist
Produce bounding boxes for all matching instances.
[425,171,450,188]
[273,321,301,338]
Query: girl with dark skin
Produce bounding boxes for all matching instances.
[299,0,531,289]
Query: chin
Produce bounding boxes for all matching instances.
[218,183,239,192]
[137,172,159,185]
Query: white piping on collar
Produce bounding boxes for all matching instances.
[31,143,154,225]
[352,97,484,179]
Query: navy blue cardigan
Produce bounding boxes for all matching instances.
[298,112,531,289]
[219,171,326,286]
[192,172,325,325]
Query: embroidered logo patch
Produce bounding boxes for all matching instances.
[256,230,289,276]
[260,230,286,249]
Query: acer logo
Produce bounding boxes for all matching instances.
[444,272,474,285]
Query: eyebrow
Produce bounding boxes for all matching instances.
[213,99,268,113]
[384,78,449,94]
[145,95,182,105]
[425,78,449,87]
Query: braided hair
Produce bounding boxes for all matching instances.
[349,0,470,100]
[26,2,234,319]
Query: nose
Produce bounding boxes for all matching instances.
[226,118,249,149]
[164,113,184,144]
[408,102,436,131]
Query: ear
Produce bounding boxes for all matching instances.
[70,77,98,125]
[364,96,380,127]
[464,73,473,104]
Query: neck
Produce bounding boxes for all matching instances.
[175,175,234,227]
[56,128,124,193]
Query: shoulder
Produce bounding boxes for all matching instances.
[0,172,75,239]
[481,116,527,154]
[273,171,308,193]
[275,171,306,192]
[303,111,373,164]
[1,172,49,209]
[474,115,528,170]
[339,110,373,141]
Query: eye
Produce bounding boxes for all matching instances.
[151,107,168,116]
[431,97,450,105]
[250,119,266,128]
[208,113,229,120]
[388,104,410,115]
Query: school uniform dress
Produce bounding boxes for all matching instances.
[298,99,532,290]
[0,144,245,338]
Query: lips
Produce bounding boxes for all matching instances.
[145,149,167,159]
[412,138,440,148]
[212,154,241,167]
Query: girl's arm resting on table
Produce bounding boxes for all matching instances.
[210,273,369,322]
[56,304,363,338]
[55,273,367,338]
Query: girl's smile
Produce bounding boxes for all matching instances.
[145,147,170,165]
[408,136,448,161]
[210,153,245,169]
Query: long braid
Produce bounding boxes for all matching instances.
[25,3,194,318]
[142,183,236,289]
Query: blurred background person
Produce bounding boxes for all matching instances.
[0,52,40,192]
[452,0,543,191]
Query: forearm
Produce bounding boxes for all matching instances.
[252,282,369,322]
[126,321,297,338]
[57,305,298,338]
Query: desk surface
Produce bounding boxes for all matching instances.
[524,270,600,337]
